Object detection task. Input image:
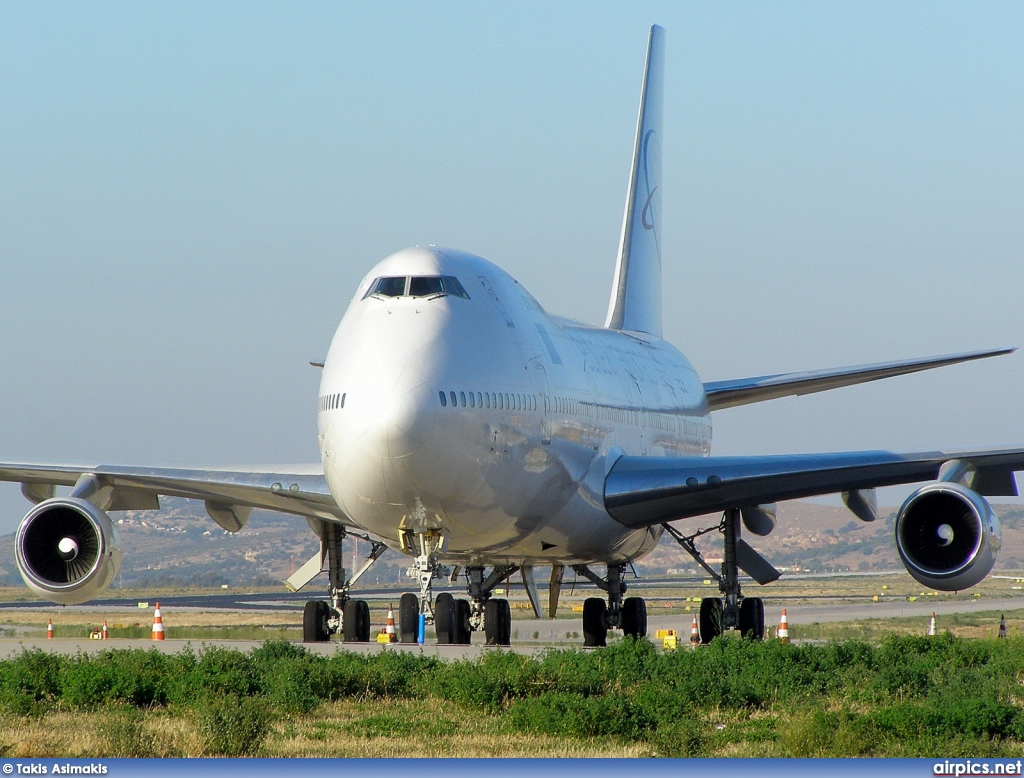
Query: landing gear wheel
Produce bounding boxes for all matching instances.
[621,596,648,639]
[582,597,608,647]
[739,597,765,640]
[453,598,472,645]
[699,597,723,644]
[484,598,511,646]
[434,592,455,644]
[343,599,371,642]
[303,600,330,643]
[399,592,419,643]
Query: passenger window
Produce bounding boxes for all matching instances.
[409,276,445,297]
[439,391,447,407]
[505,393,510,409]
[341,394,346,408]
[469,392,475,408]
[450,391,457,407]
[476,392,483,407]
[460,391,467,407]
[484,393,490,409]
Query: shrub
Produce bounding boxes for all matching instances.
[98,710,156,757]
[196,695,269,756]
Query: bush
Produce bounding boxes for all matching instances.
[197,695,269,756]
[98,710,156,757]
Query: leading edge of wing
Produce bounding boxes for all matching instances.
[703,347,1016,411]
[604,447,1024,529]
[0,462,346,523]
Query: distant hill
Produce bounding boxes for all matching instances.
[1,497,1022,589]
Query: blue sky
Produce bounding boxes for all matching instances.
[1,2,1023,533]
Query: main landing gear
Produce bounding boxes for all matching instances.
[573,563,648,647]
[663,508,779,644]
[298,522,387,643]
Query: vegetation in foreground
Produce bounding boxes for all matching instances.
[1,635,1024,757]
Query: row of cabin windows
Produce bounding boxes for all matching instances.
[363,275,470,300]
[552,396,710,439]
[319,393,346,411]
[438,390,537,412]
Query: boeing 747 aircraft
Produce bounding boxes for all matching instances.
[4,26,1024,646]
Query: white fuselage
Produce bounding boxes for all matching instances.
[317,247,712,567]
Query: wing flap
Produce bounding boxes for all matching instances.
[605,448,1024,530]
[704,348,1015,411]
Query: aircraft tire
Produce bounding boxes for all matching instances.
[343,600,370,642]
[484,598,511,646]
[739,597,765,640]
[435,592,455,644]
[582,597,608,647]
[621,596,648,639]
[453,598,472,644]
[399,593,419,643]
[302,600,330,643]
[699,597,723,644]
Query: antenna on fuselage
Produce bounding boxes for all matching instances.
[604,24,665,338]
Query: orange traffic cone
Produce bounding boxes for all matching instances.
[778,609,790,643]
[690,614,699,647]
[385,604,398,643]
[999,614,1007,639]
[928,612,936,637]
[151,603,165,641]
[46,619,53,640]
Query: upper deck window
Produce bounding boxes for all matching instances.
[364,275,470,300]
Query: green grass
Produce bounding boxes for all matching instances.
[2,634,1024,756]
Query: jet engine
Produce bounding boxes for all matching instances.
[15,497,122,605]
[895,482,1000,591]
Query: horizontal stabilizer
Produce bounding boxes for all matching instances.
[704,347,1015,411]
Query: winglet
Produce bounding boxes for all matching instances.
[605,25,665,337]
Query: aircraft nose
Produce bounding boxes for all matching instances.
[349,359,436,459]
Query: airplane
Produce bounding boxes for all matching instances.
[3,24,1024,647]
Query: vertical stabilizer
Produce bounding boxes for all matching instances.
[604,25,665,337]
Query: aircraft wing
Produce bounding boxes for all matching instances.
[604,448,1024,529]
[703,347,1015,411]
[0,462,347,523]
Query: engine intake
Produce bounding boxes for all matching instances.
[895,482,1000,591]
[15,497,122,605]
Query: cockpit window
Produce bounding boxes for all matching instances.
[409,276,444,297]
[364,275,470,300]
[367,277,407,297]
[440,276,469,298]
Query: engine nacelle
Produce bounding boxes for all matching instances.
[15,497,122,605]
[895,482,1000,591]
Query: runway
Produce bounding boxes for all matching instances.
[0,593,1021,659]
